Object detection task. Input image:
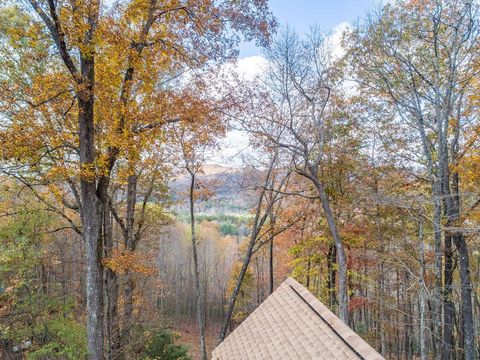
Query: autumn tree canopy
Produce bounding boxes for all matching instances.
[1,1,480,360]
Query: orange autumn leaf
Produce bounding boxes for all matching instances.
[103,248,156,276]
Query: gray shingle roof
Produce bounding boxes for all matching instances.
[212,277,384,360]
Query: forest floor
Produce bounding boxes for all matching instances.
[177,324,219,360]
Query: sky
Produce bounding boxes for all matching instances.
[213,0,386,165]
[238,0,382,58]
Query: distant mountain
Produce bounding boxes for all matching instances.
[199,164,241,176]
[170,164,258,216]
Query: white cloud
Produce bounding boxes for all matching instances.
[217,55,268,82]
[208,129,251,166]
[235,55,268,80]
[327,21,352,60]
[207,56,268,166]
[210,24,356,167]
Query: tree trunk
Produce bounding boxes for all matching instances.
[327,243,337,309]
[218,202,263,342]
[306,258,311,290]
[448,147,475,359]
[311,177,348,323]
[454,233,475,360]
[104,209,119,360]
[60,244,67,319]
[405,286,413,360]
[432,191,443,360]
[79,55,104,360]
[418,219,427,360]
[379,261,386,355]
[121,174,137,343]
[268,211,275,295]
[189,173,208,360]
[218,159,275,343]
[122,274,134,337]
[443,234,455,360]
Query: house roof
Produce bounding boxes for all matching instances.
[212,277,384,360]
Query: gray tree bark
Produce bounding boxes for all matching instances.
[305,173,348,323]
[104,208,120,360]
[28,1,103,357]
[418,219,427,360]
[188,172,208,360]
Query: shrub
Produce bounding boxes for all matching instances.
[27,318,87,360]
[143,328,190,360]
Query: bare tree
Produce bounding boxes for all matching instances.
[347,1,479,357]
[174,124,221,360]
[218,145,292,342]
[257,26,350,322]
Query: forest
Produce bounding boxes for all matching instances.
[0,0,479,359]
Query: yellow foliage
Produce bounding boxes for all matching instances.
[103,249,156,276]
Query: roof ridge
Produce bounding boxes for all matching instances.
[212,277,385,360]
[284,277,384,360]
[288,283,365,359]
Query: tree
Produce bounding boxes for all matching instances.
[103,154,170,358]
[256,26,353,323]
[0,181,88,359]
[172,97,226,360]
[218,143,293,342]
[1,1,276,358]
[346,0,479,357]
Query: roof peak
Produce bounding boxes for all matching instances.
[212,277,384,360]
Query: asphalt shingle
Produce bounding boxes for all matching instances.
[211,277,385,360]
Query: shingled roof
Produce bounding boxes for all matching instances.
[212,277,384,360]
